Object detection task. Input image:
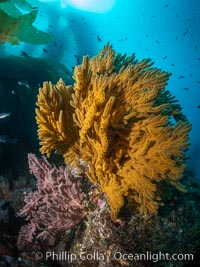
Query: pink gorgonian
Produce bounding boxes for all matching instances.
[17,153,87,249]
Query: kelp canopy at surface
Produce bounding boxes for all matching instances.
[0,0,52,45]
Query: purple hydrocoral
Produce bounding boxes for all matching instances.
[17,153,86,249]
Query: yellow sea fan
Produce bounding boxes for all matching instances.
[36,44,191,221]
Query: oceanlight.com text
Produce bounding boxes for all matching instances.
[113,251,194,263]
[34,250,195,263]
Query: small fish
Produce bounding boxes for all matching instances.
[165,4,169,8]
[17,80,31,89]
[156,40,160,44]
[179,76,185,79]
[74,54,81,65]
[184,88,189,90]
[21,51,29,57]
[97,35,102,41]
[171,63,175,66]
[0,135,18,144]
[183,29,189,36]
[197,105,200,109]
[0,112,10,119]
[43,48,48,53]
[163,56,167,60]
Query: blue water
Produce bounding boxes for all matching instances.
[1,0,200,177]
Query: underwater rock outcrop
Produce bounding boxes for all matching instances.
[36,44,191,221]
[0,55,72,174]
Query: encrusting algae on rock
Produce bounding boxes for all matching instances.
[36,44,191,221]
